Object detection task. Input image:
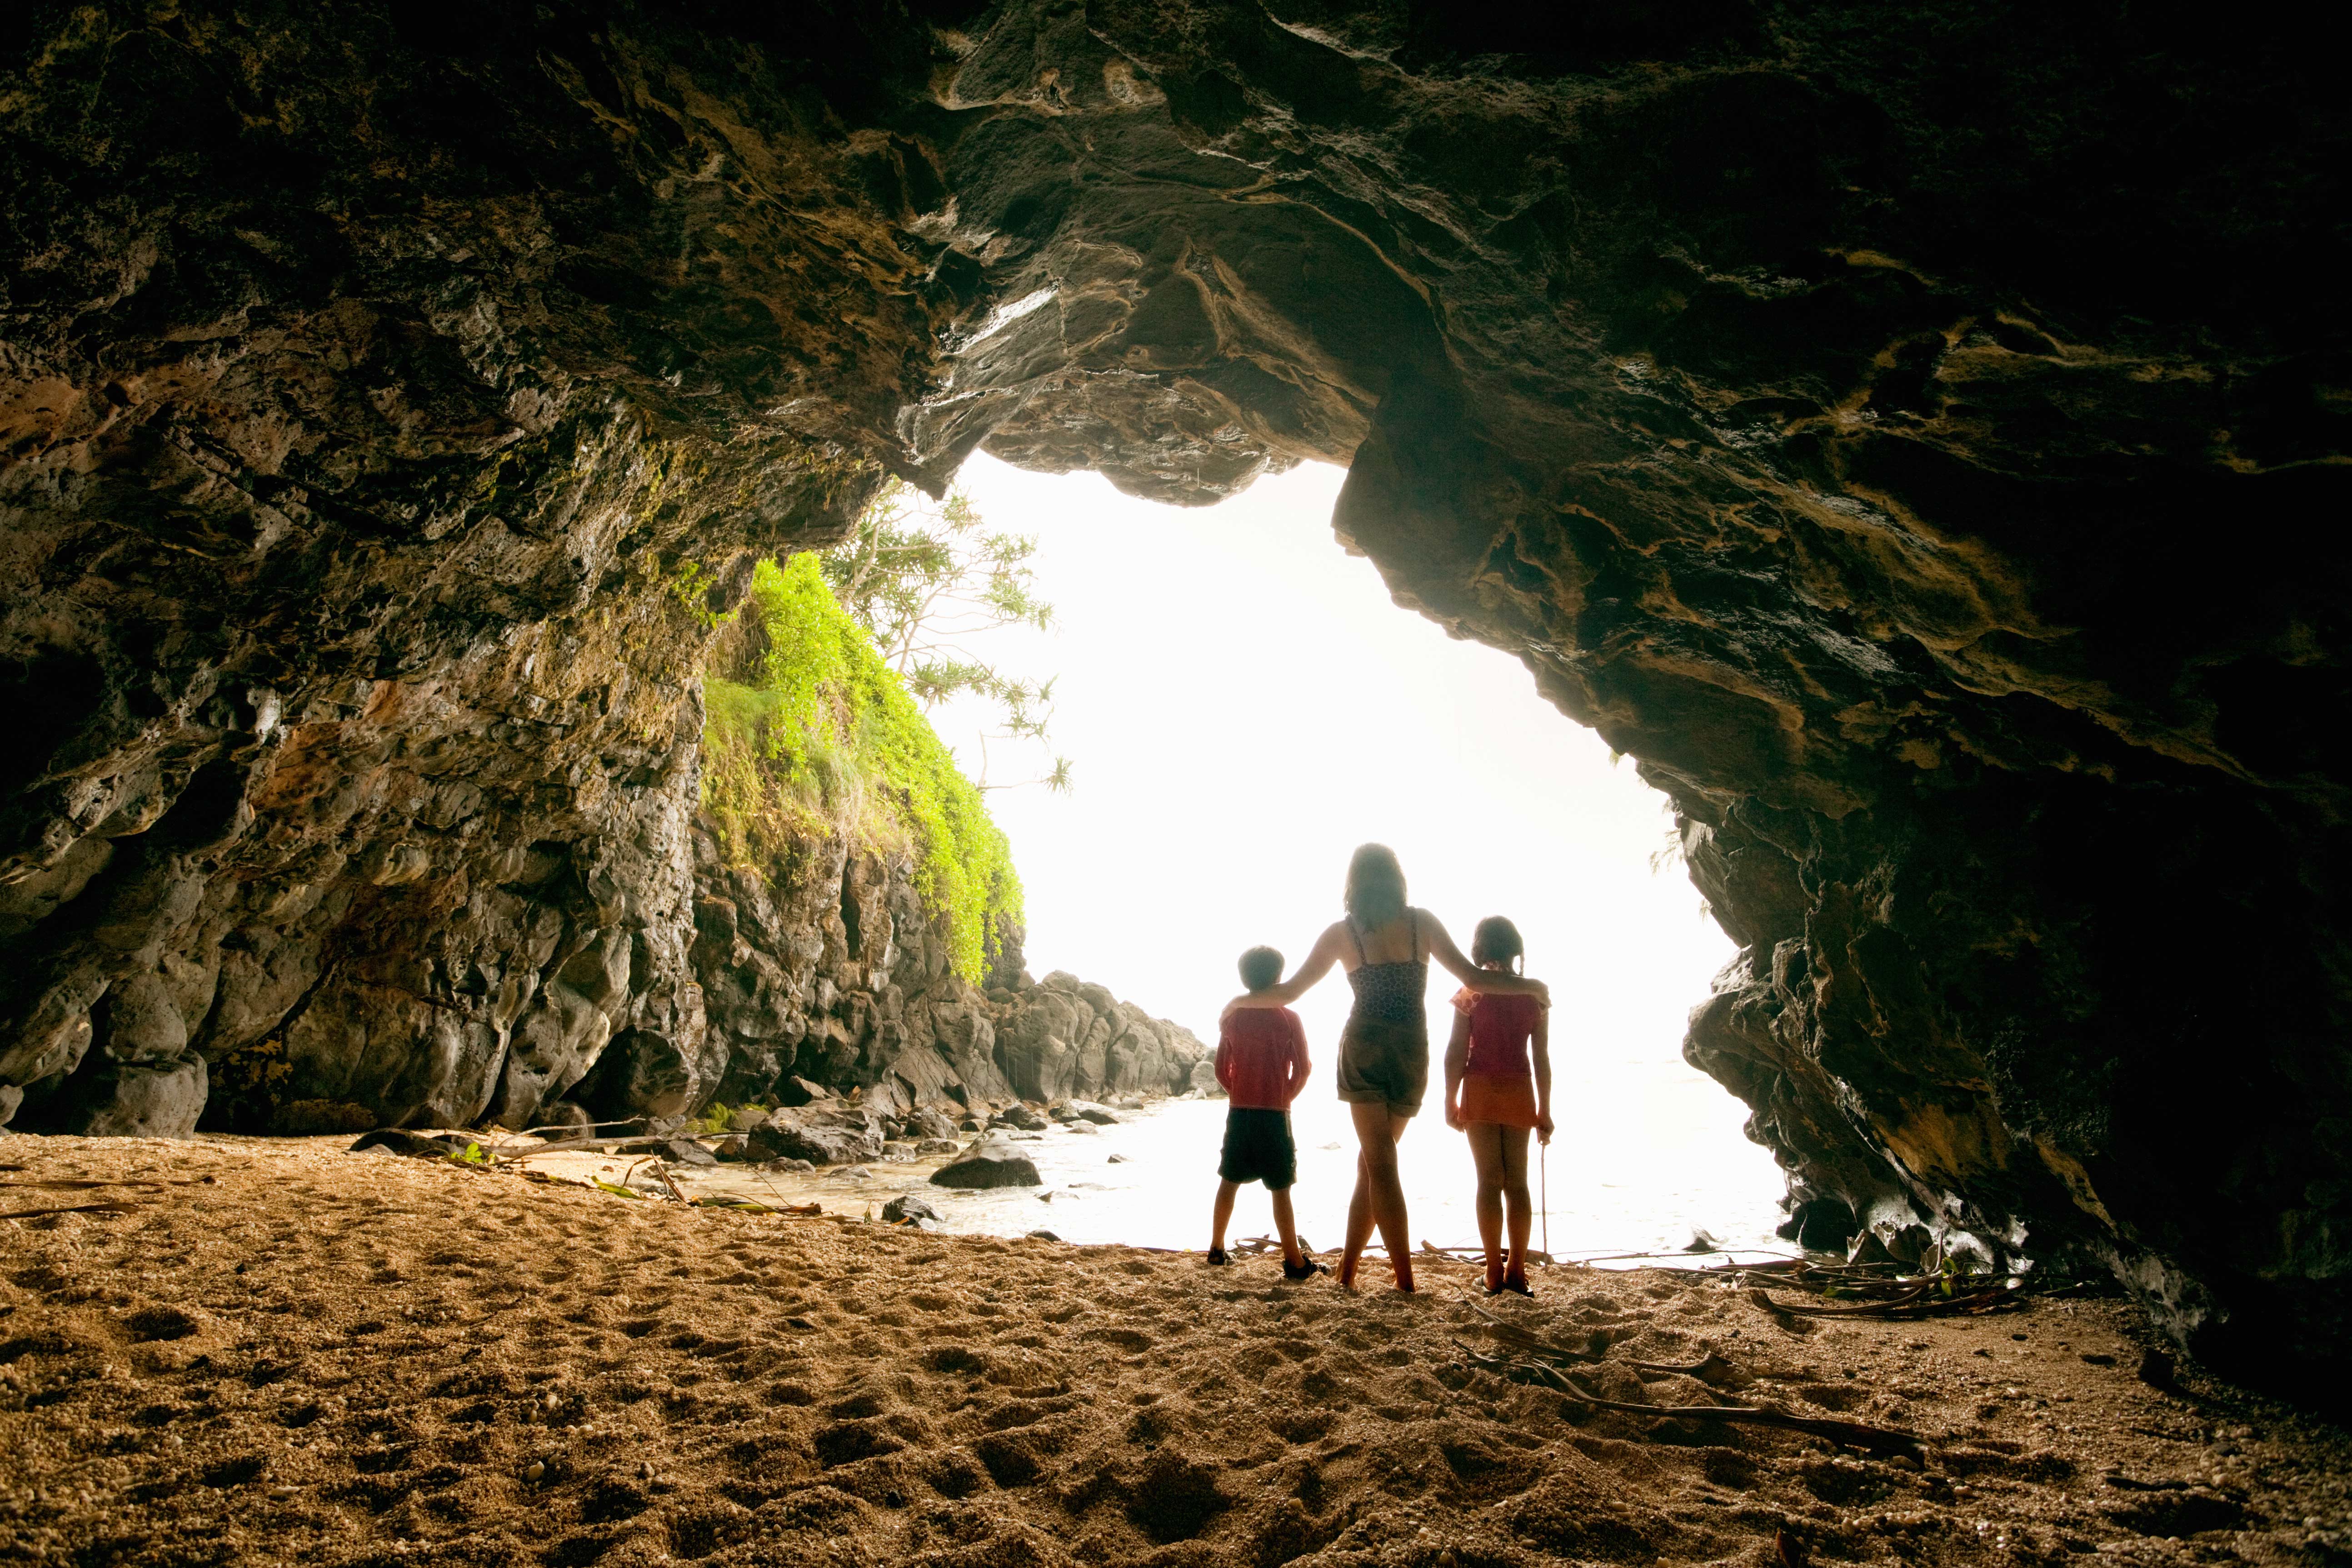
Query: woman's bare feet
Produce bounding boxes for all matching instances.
[1337,1249,1361,1288]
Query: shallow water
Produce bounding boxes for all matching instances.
[889,1053,1787,1260]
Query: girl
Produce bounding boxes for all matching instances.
[1442,916,1553,1295]
[1224,844,1549,1292]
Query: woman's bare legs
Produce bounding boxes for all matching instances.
[1338,1103,1415,1291]
[1466,1122,1508,1289]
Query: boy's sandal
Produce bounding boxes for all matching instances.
[1206,1247,1230,1266]
[1281,1257,1324,1282]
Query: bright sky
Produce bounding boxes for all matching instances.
[921,453,1783,1244]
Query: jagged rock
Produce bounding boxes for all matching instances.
[747,1114,884,1169]
[930,1141,1044,1190]
[915,1138,959,1155]
[990,1105,1049,1133]
[1066,1102,1120,1126]
[882,1194,941,1225]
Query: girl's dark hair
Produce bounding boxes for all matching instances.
[1471,915,1524,974]
[1344,843,1408,931]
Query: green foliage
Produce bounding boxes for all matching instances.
[670,560,735,632]
[445,1140,489,1168]
[820,479,1071,794]
[702,554,1023,983]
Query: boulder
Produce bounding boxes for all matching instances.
[883,1194,941,1224]
[747,1113,883,1167]
[349,1129,469,1158]
[905,1107,960,1141]
[930,1140,1043,1189]
[915,1137,959,1154]
[1066,1100,1120,1125]
[989,1104,1048,1132]
[67,1056,208,1140]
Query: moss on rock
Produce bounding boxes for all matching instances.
[701,554,1020,984]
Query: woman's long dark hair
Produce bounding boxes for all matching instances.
[1344,843,1408,931]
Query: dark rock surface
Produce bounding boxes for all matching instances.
[690,826,1204,1123]
[930,1139,1044,1190]
[1,4,2347,1383]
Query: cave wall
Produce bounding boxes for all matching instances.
[3,3,2346,1380]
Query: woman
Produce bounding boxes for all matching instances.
[1442,915,1554,1296]
[1225,844,1548,1291]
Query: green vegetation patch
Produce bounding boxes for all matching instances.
[702,554,1021,983]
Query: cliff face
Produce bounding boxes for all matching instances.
[2,4,2346,1381]
[689,824,1205,1120]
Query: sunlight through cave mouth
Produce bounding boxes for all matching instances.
[876,453,1787,1258]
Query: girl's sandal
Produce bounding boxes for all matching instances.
[1496,1275,1534,1298]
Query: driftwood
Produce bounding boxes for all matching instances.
[1631,1352,1738,1384]
[0,1200,141,1220]
[1456,1341,1924,1456]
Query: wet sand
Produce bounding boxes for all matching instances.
[4,1132,2347,1568]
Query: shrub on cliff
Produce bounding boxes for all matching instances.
[702,554,1021,983]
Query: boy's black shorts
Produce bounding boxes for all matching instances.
[1218,1107,1297,1191]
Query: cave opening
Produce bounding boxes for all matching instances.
[908,452,1786,1255]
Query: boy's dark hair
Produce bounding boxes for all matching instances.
[1238,946,1285,992]
[1471,916,1525,974]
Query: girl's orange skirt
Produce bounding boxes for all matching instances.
[1458,1074,1538,1129]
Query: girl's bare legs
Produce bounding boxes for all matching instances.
[1339,1102,1415,1291]
[1466,1122,1508,1289]
[1497,1125,1533,1287]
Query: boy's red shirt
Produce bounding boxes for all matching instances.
[1216,1007,1311,1110]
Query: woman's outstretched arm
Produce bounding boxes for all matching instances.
[1424,913,1551,1004]
[1223,922,1347,1019]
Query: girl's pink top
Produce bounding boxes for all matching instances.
[1451,989,1541,1079]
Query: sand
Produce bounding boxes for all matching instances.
[3,1132,2347,1568]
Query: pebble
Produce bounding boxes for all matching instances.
[525,1461,545,1483]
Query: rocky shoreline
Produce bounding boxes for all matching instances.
[4,1132,2349,1568]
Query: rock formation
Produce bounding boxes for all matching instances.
[2,5,2345,1384]
[689,819,1205,1121]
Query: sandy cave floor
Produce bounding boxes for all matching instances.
[3,1134,2349,1568]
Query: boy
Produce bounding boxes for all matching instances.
[1208,945,1321,1278]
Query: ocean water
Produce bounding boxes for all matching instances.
[857,1051,1789,1262]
